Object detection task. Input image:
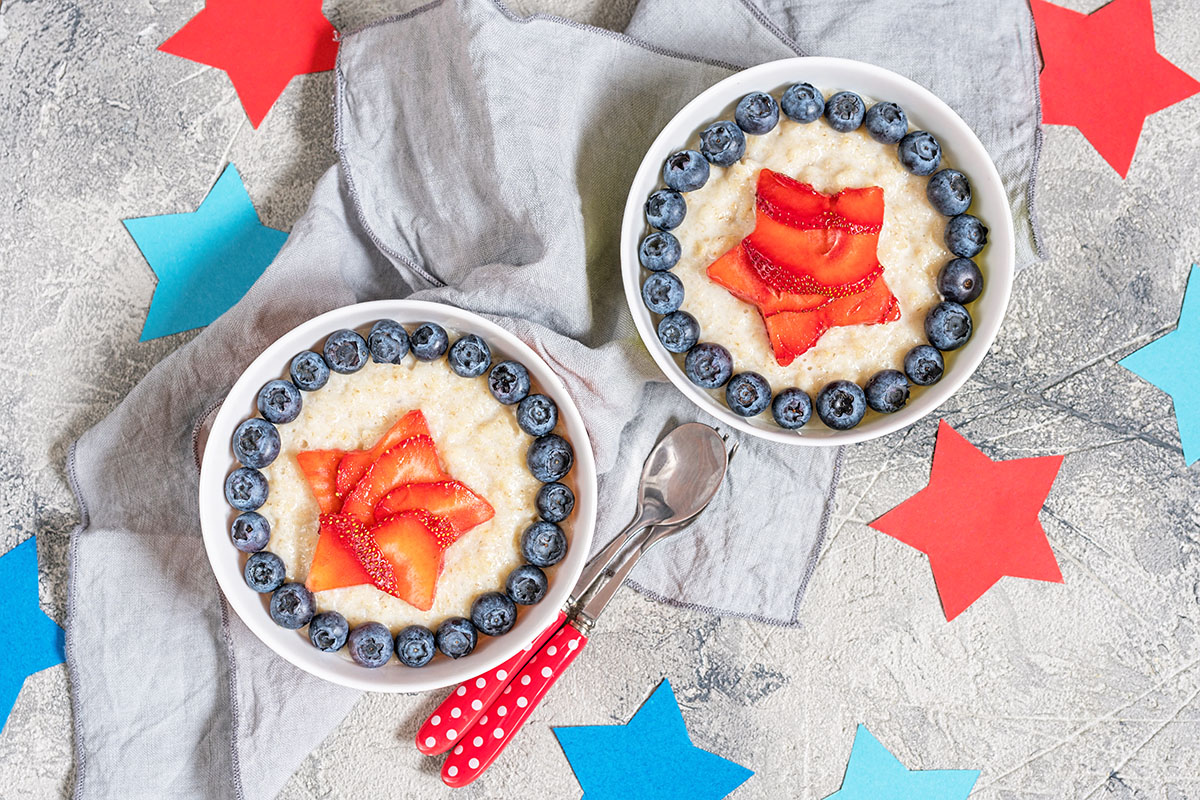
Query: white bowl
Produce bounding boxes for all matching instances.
[621,57,1014,445]
[198,300,596,693]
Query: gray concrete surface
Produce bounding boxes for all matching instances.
[3,0,1200,797]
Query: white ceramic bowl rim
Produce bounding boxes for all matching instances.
[621,57,1015,446]
[198,300,597,693]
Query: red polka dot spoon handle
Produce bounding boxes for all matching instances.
[440,622,588,788]
[415,610,567,756]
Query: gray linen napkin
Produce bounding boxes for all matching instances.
[66,0,1042,797]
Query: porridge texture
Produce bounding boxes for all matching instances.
[258,357,547,631]
[673,111,953,394]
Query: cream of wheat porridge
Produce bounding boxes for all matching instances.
[258,357,549,631]
[672,115,953,394]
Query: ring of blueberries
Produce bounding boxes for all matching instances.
[225,320,576,669]
[640,83,988,431]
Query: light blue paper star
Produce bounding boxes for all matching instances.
[553,680,753,800]
[0,537,66,731]
[123,163,288,341]
[824,725,979,799]
[1120,264,1200,465]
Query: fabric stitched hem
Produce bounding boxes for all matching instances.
[191,398,225,474]
[1026,6,1047,261]
[730,0,804,56]
[65,440,89,800]
[219,592,247,800]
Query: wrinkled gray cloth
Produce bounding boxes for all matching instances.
[67,0,1042,797]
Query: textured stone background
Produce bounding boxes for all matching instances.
[3,0,1200,797]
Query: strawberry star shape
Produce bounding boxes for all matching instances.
[159,0,339,128]
[1032,0,1200,177]
[870,420,1065,621]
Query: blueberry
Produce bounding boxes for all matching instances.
[639,231,681,272]
[521,521,568,567]
[945,214,988,258]
[865,369,910,414]
[645,189,687,231]
[447,334,491,377]
[925,301,973,350]
[488,360,531,405]
[657,310,699,354]
[394,625,436,668]
[771,388,812,429]
[699,120,746,166]
[308,611,349,652]
[256,379,302,424]
[225,467,268,511]
[904,345,945,386]
[347,622,394,667]
[735,91,780,135]
[517,393,558,437]
[435,617,477,659]
[823,91,866,132]
[230,511,270,553]
[641,272,685,315]
[781,82,824,123]
[684,342,733,389]
[662,150,710,192]
[815,381,867,430]
[864,101,908,144]
[244,551,285,593]
[506,564,549,605]
[938,258,984,304]
[926,169,972,216]
[725,372,771,417]
[269,583,315,630]
[471,591,517,637]
[898,131,942,176]
[536,482,575,523]
[527,434,573,482]
[323,329,368,374]
[410,323,449,361]
[367,319,410,364]
[232,418,280,469]
[289,350,329,392]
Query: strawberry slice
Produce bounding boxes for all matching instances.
[706,245,831,315]
[306,513,399,597]
[372,511,446,611]
[763,274,901,365]
[335,410,432,497]
[375,480,495,545]
[755,169,883,233]
[296,449,345,514]
[745,214,884,296]
[339,435,447,524]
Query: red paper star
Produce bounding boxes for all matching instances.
[1032,0,1200,177]
[159,0,339,128]
[870,421,1065,621]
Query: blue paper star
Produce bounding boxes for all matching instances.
[554,680,753,800]
[0,537,66,730]
[824,725,979,799]
[124,163,288,341]
[1120,264,1200,465]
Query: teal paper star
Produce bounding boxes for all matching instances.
[824,726,979,799]
[0,537,66,731]
[554,680,753,800]
[1120,264,1200,465]
[123,163,288,341]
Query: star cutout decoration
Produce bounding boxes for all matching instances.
[159,0,339,128]
[124,164,288,341]
[0,537,66,730]
[870,420,1065,621]
[554,680,753,800]
[1120,264,1200,465]
[824,726,979,799]
[1032,0,1200,177]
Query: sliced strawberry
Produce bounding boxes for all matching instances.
[340,435,447,524]
[372,511,446,611]
[306,513,398,596]
[755,169,883,233]
[706,245,830,314]
[375,480,495,543]
[296,449,345,514]
[335,410,432,497]
[763,274,901,364]
[745,214,883,296]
